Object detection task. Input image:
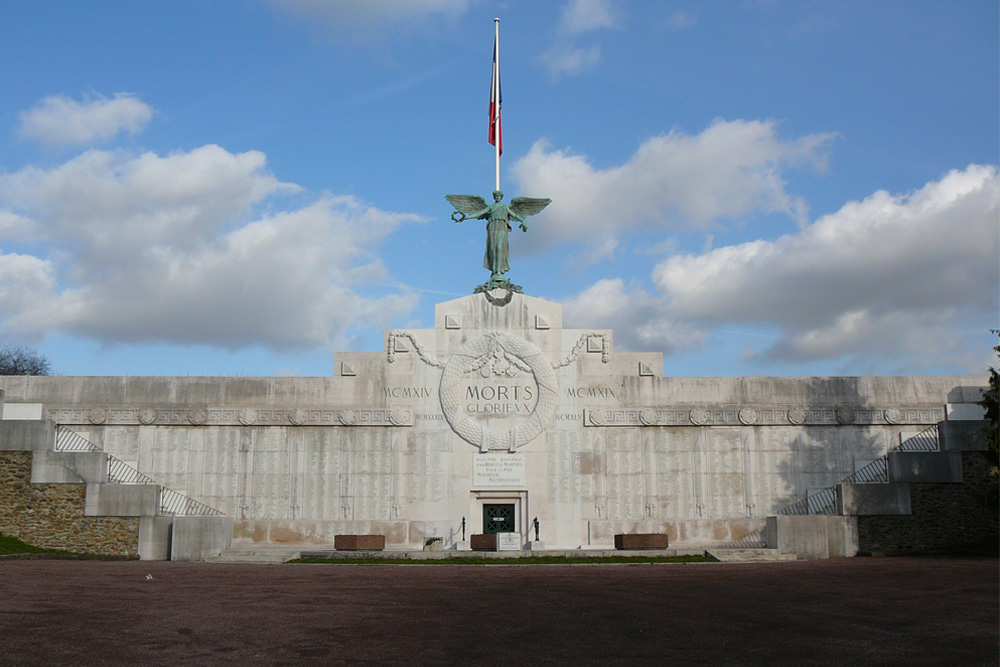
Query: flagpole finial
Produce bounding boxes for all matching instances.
[494,17,500,22]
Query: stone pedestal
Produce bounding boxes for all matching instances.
[524,541,545,551]
[453,541,470,551]
[422,537,444,552]
[614,533,669,550]
[470,534,497,551]
[334,534,386,551]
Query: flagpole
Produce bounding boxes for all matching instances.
[493,17,501,193]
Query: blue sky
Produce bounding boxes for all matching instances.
[0,0,997,378]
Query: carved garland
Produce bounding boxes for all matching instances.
[554,333,610,367]
[386,332,445,368]
[387,330,612,370]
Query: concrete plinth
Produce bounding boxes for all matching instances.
[766,515,858,559]
[171,516,233,562]
[335,534,386,551]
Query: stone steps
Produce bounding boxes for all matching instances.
[205,548,302,564]
[207,547,715,563]
[705,548,798,563]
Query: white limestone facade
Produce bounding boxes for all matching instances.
[0,293,985,550]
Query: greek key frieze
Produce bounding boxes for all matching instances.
[583,405,946,427]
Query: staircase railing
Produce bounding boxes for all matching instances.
[54,425,224,517]
[776,424,939,516]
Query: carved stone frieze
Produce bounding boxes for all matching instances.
[44,406,413,427]
[581,405,946,427]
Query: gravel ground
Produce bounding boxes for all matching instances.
[1,556,996,666]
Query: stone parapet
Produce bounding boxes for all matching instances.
[939,420,989,451]
[0,420,55,451]
[839,483,911,515]
[888,450,962,484]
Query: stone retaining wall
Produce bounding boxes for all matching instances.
[0,451,139,557]
[858,452,999,553]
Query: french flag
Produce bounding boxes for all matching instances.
[489,33,502,156]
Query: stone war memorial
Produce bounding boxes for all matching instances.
[0,21,993,563]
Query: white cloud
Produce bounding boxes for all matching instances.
[19,93,153,146]
[563,278,705,353]
[668,10,696,30]
[539,0,617,77]
[512,119,834,261]
[0,253,55,318]
[0,145,424,350]
[564,165,999,372]
[559,0,617,34]
[538,44,602,78]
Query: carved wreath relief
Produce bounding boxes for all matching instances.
[439,331,558,452]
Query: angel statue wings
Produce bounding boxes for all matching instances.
[446,190,551,288]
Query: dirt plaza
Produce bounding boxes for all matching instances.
[1,556,996,666]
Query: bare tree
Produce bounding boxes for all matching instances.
[0,344,52,376]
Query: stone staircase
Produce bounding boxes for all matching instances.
[766,420,995,558]
[0,417,232,561]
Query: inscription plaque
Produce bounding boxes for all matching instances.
[474,452,526,488]
[498,532,521,551]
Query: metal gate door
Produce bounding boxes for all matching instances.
[483,504,515,534]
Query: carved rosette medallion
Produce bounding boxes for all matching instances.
[389,409,409,426]
[884,408,903,425]
[87,408,107,425]
[738,408,758,425]
[588,409,606,426]
[338,409,358,426]
[787,407,807,425]
[188,408,208,425]
[238,408,257,426]
[138,408,157,425]
[835,407,856,425]
[639,408,659,426]
[439,331,558,452]
[689,408,709,426]
[288,408,307,426]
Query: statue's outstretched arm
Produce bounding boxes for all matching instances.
[510,210,528,231]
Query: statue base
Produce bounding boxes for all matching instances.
[474,278,522,307]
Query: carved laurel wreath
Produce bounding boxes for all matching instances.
[439,332,559,452]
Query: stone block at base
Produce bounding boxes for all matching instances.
[766,515,858,559]
[171,516,233,562]
[334,534,385,551]
[470,534,497,551]
[423,537,444,552]
[139,516,173,561]
[524,541,545,551]
[614,533,668,550]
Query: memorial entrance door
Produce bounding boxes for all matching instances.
[483,504,515,534]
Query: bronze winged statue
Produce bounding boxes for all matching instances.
[446,190,551,290]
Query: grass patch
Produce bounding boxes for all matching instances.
[0,531,75,556]
[289,554,716,565]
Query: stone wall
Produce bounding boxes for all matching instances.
[857,452,999,553]
[0,451,139,557]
